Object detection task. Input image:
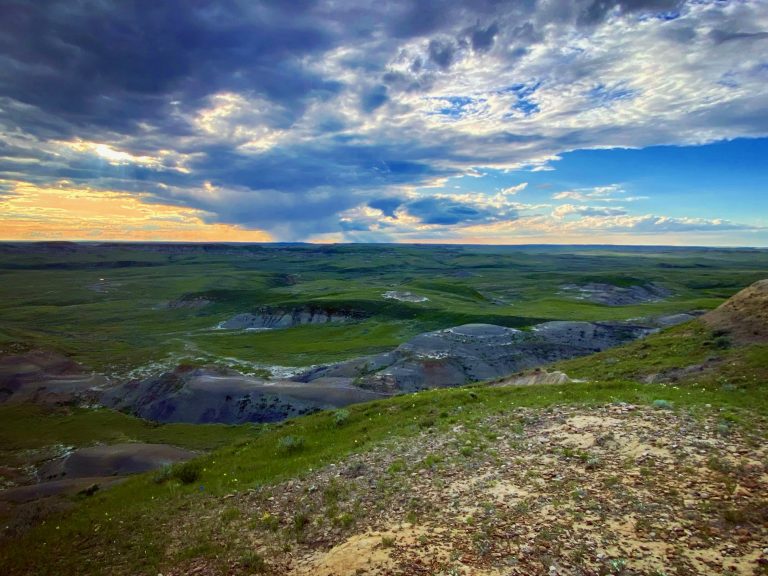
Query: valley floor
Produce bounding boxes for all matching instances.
[163,404,767,576]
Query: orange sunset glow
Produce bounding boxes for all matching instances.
[0,181,271,242]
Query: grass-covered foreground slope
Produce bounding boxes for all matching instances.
[555,321,768,399]
[2,243,767,375]
[1,314,767,575]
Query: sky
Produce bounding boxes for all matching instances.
[0,0,767,246]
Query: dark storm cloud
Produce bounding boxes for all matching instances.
[187,142,450,195]
[469,22,500,52]
[406,197,488,225]
[578,0,684,24]
[709,29,768,44]
[387,0,457,39]
[356,194,518,232]
[200,188,359,236]
[368,197,404,218]
[360,85,389,112]
[428,38,457,69]
[339,219,374,232]
[114,137,486,236]
[0,0,338,137]
[402,196,518,226]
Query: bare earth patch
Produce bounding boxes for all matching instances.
[703,279,768,344]
[382,291,429,303]
[164,405,768,575]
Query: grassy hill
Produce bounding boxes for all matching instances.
[1,311,766,574]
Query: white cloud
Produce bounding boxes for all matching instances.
[552,184,648,202]
[382,1,768,166]
[332,186,762,244]
[188,92,289,151]
[500,183,528,195]
[552,204,628,218]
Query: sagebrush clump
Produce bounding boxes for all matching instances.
[333,409,350,426]
[277,435,305,454]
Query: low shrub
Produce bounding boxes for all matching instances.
[172,461,202,484]
[333,409,350,427]
[152,464,173,484]
[277,435,305,454]
[292,511,310,540]
[712,336,732,350]
[334,511,355,528]
[239,551,266,573]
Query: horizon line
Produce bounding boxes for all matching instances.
[1,240,767,250]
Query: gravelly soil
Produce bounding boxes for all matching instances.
[164,404,768,575]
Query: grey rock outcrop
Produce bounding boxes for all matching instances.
[220,307,362,330]
[296,321,653,393]
[560,282,672,306]
[100,313,700,424]
[101,366,384,424]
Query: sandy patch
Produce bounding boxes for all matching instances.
[291,530,397,575]
[494,370,573,387]
[382,290,429,303]
[487,482,531,503]
[617,437,673,460]
[290,524,441,576]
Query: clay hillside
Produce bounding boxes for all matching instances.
[703,279,768,344]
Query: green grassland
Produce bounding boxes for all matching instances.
[1,243,767,574]
[1,243,767,375]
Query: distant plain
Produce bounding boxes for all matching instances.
[2,242,766,376]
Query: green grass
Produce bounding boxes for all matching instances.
[555,321,715,381]
[556,320,768,394]
[189,320,415,365]
[2,359,766,575]
[2,243,767,373]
